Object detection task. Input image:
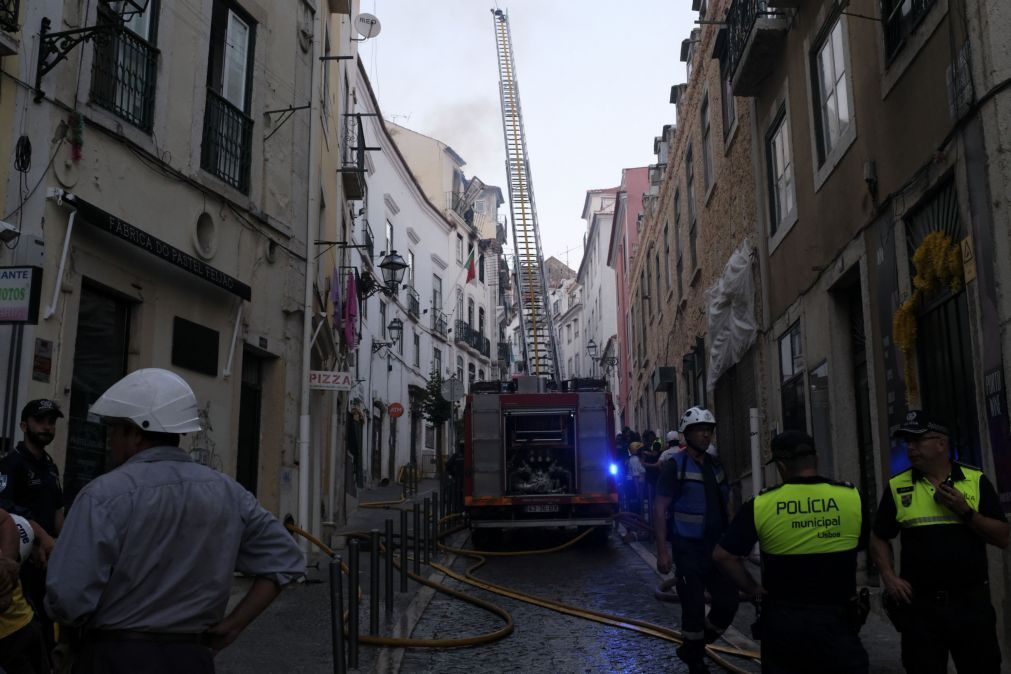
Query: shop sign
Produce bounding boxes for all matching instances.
[388,402,404,418]
[309,370,353,391]
[0,266,43,324]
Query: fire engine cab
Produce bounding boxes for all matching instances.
[463,376,618,541]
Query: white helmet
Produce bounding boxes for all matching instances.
[678,406,716,433]
[90,368,202,434]
[666,430,679,443]
[10,514,34,563]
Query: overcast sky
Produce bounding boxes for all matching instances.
[359,1,696,272]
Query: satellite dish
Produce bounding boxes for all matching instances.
[441,376,465,403]
[355,13,382,39]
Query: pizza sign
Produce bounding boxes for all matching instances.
[308,371,353,391]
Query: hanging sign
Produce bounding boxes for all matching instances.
[0,266,43,324]
[388,402,405,418]
[309,370,353,391]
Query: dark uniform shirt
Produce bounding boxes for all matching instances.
[720,476,862,605]
[0,442,64,535]
[873,464,1006,590]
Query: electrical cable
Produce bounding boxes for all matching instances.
[3,137,66,222]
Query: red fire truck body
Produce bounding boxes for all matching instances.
[463,378,618,531]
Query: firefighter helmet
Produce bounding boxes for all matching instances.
[678,407,716,433]
[90,368,202,434]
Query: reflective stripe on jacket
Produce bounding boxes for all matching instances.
[888,463,982,529]
[669,452,729,540]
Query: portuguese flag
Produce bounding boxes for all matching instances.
[465,247,476,283]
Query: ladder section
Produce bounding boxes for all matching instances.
[491,9,558,380]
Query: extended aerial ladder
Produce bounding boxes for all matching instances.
[491,9,559,381]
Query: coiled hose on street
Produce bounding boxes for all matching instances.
[288,505,761,673]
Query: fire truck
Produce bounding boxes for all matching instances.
[463,376,618,542]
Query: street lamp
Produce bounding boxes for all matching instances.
[587,339,598,359]
[372,317,404,353]
[36,1,152,100]
[378,250,408,294]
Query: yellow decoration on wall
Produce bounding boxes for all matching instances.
[892,231,963,404]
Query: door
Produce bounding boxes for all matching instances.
[236,351,262,494]
[64,284,131,507]
[371,409,382,482]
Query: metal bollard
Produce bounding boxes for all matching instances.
[347,539,360,669]
[433,492,440,539]
[399,509,409,592]
[384,519,394,615]
[369,529,380,636]
[413,502,421,575]
[329,556,346,674]
[422,497,431,565]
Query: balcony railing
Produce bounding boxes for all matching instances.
[454,319,470,347]
[432,311,448,339]
[341,114,366,199]
[362,220,374,261]
[90,21,158,132]
[0,0,19,34]
[454,320,491,357]
[498,341,512,365]
[201,89,253,193]
[406,287,420,318]
[724,0,789,97]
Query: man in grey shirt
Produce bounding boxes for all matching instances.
[45,368,304,673]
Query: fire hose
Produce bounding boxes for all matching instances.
[288,514,761,672]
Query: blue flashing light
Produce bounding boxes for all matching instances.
[609,462,618,476]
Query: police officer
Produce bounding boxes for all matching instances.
[654,407,738,674]
[0,399,66,655]
[714,430,867,673]
[870,410,1008,673]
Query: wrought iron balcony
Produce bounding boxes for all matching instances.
[498,341,512,365]
[454,319,470,347]
[341,114,366,199]
[201,88,253,193]
[362,220,374,261]
[406,287,420,318]
[432,311,448,339]
[0,0,19,36]
[90,21,158,132]
[447,191,471,221]
[478,335,491,358]
[724,0,790,97]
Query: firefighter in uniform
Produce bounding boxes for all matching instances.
[714,430,868,673]
[870,410,1008,673]
[654,407,738,674]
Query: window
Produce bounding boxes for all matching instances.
[478,308,486,336]
[663,223,672,291]
[398,328,404,355]
[413,332,420,367]
[654,254,661,314]
[767,109,796,235]
[91,0,159,131]
[567,358,573,379]
[779,323,807,432]
[432,275,442,312]
[574,355,580,378]
[674,190,684,301]
[407,250,415,287]
[456,234,464,264]
[379,302,387,339]
[478,369,485,381]
[478,254,485,283]
[813,18,851,163]
[456,355,464,382]
[566,323,572,344]
[573,319,579,338]
[882,0,937,62]
[468,363,476,386]
[202,1,255,192]
[685,146,697,272]
[385,220,393,253]
[642,270,650,317]
[456,289,464,322]
[553,300,560,315]
[701,94,714,191]
[722,74,737,139]
[467,298,475,327]
[433,347,442,375]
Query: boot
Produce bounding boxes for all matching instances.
[675,639,709,673]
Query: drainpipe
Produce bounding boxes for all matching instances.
[298,11,324,557]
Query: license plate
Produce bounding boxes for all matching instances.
[525,504,559,513]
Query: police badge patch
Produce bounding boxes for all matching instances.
[901,493,912,507]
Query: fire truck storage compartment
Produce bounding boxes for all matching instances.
[504,409,576,496]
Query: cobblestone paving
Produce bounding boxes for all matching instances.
[399,528,760,674]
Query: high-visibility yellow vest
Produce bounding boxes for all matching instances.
[754,481,862,554]
[888,464,982,529]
